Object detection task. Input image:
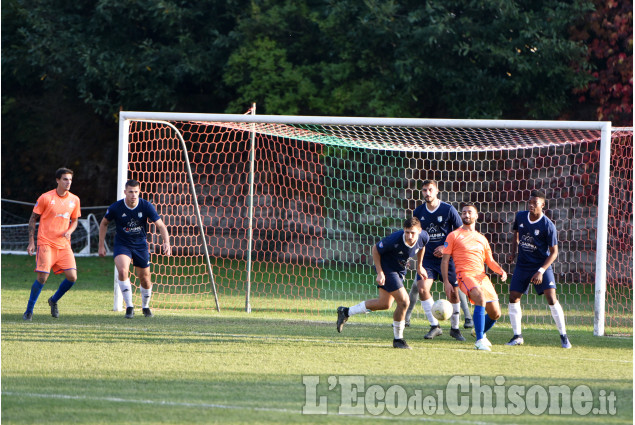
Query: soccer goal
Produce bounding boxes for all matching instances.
[116,110,633,336]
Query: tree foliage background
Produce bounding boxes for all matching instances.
[2,0,632,206]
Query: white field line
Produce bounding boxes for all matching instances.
[1,391,506,425]
[4,319,632,364]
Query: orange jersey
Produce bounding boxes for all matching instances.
[33,189,81,249]
[443,227,503,275]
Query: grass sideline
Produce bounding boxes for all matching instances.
[2,254,633,424]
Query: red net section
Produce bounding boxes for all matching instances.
[605,129,633,332]
[124,120,632,333]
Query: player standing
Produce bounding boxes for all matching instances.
[23,168,81,321]
[506,190,571,348]
[336,217,429,349]
[441,203,507,351]
[404,180,472,341]
[98,179,171,318]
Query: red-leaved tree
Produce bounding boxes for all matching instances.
[571,0,633,126]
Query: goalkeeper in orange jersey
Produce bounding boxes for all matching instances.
[98,179,171,319]
[23,168,81,321]
[441,203,507,351]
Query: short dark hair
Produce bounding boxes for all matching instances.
[403,217,422,230]
[530,190,546,200]
[125,179,140,188]
[422,180,437,188]
[461,202,479,213]
[55,168,73,179]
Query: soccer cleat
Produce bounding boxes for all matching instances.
[475,339,492,351]
[450,328,466,341]
[404,320,410,327]
[48,297,59,318]
[393,338,412,349]
[463,318,474,329]
[336,306,348,333]
[424,326,443,339]
[481,335,492,347]
[23,311,33,321]
[506,335,524,346]
[560,334,572,349]
[142,307,154,318]
[125,307,134,319]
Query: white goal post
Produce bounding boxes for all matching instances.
[117,111,631,335]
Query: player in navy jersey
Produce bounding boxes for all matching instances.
[506,190,571,348]
[404,180,472,340]
[98,179,171,318]
[336,217,429,349]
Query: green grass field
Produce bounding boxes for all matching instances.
[2,254,632,424]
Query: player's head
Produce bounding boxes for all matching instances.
[528,190,546,214]
[421,180,439,203]
[125,179,140,189]
[460,203,479,225]
[124,179,141,206]
[403,217,422,245]
[55,168,73,192]
[55,167,73,179]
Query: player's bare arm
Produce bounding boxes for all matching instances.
[371,245,385,286]
[441,253,451,287]
[64,217,79,241]
[507,230,519,263]
[27,212,40,255]
[416,247,428,280]
[154,218,172,256]
[97,217,110,257]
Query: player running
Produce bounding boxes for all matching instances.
[336,217,429,349]
[98,179,171,318]
[442,203,507,351]
[23,168,81,321]
[506,190,571,349]
[405,180,472,341]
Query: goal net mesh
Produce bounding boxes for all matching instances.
[124,118,632,333]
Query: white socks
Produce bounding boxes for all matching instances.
[141,287,152,308]
[451,302,460,329]
[549,302,567,335]
[393,320,405,339]
[118,279,133,308]
[509,301,566,336]
[509,302,522,335]
[348,301,368,316]
[421,298,439,326]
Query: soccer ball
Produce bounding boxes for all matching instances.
[432,299,452,321]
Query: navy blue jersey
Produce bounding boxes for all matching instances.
[412,201,462,263]
[513,211,558,270]
[376,229,429,276]
[104,198,161,248]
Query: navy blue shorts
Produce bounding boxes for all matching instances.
[509,267,557,296]
[113,244,150,269]
[416,261,458,287]
[377,271,405,293]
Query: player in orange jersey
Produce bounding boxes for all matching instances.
[23,168,81,321]
[441,203,507,351]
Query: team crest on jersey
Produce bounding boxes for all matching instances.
[437,216,442,222]
[519,223,524,228]
[69,201,75,209]
[138,212,143,218]
[534,229,540,236]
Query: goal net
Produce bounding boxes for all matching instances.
[118,112,632,335]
